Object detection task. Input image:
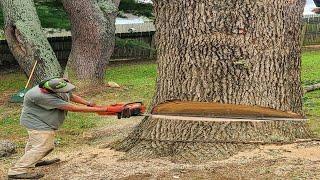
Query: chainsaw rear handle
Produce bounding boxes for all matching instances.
[97,102,146,119]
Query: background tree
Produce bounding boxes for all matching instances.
[1,0,62,84]
[61,0,119,84]
[113,0,311,162]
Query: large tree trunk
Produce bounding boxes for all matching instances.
[62,0,117,84]
[1,0,62,84]
[152,1,305,114]
[112,0,311,162]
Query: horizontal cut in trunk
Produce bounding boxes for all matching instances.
[152,101,304,119]
[110,0,311,163]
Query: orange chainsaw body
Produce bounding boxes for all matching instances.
[97,102,146,119]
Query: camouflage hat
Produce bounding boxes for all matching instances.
[43,78,75,93]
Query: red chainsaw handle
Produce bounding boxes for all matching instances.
[96,102,145,119]
[97,111,117,115]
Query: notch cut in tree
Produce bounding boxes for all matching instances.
[111,0,311,163]
[1,0,62,84]
[151,101,304,119]
[62,0,118,84]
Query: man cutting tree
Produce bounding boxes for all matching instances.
[7,77,125,179]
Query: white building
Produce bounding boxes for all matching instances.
[136,0,152,4]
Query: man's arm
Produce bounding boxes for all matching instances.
[70,94,95,107]
[58,104,106,113]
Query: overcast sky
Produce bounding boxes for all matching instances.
[305,0,316,14]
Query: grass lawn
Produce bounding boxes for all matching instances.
[301,51,320,136]
[0,61,156,149]
[1,51,320,148]
[0,1,70,31]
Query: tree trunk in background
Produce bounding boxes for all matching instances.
[112,0,311,162]
[1,0,62,84]
[62,0,117,84]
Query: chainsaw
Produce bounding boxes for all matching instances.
[97,102,146,119]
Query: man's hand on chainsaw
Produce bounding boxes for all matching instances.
[118,106,131,119]
[106,105,124,113]
[97,102,145,119]
[86,101,96,107]
[103,105,130,119]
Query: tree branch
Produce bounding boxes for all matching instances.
[304,83,320,93]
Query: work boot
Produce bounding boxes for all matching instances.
[35,158,60,167]
[8,172,44,179]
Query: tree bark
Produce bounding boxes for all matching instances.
[151,1,306,114]
[0,0,62,84]
[111,0,312,162]
[113,116,310,163]
[61,0,118,83]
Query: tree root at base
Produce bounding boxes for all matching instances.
[109,116,312,163]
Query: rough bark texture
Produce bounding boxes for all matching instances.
[152,0,305,114]
[113,116,310,163]
[111,0,311,162]
[1,0,62,84]
[62,0,117,83]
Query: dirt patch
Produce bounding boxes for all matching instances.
[1,119,320,179]
[36,141,320,179]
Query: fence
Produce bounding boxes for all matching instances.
[2,16,320,69]
[0,28,155,70]
[303,14,320,46]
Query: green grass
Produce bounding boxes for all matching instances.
[0,1,70,30]
[105,62,156,104]
[301,51,320,135]
[301,51,320,86]
[35,1,71,30]
[119,0,153,18]
[1,51,320,146]
[0,72,27,92]
[0,61,157,147]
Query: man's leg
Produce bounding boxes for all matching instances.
[8,129,55,176]
[24,138,32,154]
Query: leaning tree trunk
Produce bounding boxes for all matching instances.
[112,0,312,162]
[1,0,62,84]
[62,0,117,84]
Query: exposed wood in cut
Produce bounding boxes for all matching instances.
[149,115,307,122]
[152,101,304,119]
[111,0,310,163]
